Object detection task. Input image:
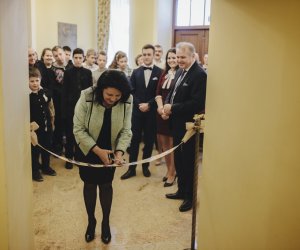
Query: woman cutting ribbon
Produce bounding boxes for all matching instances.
[73,70,132,244]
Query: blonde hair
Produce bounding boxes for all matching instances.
[86,49,96,57]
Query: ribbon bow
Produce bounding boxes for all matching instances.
[181,114,205,143]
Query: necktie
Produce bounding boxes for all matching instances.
[143,66,153,71]
[170,70,187,104]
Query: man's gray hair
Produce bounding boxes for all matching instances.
[176,42,196,54]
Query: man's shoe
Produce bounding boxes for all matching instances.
[42,166,57,176]
[165,191,184,200]
[179,199,193,212]
[65,162,73,169]
[120,169,136,180]
[32,171,43,182]
[142,167,151,177]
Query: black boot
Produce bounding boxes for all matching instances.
[101,221,111,244]
[85,218,96,242]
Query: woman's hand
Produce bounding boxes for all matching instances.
[92,146,113,165]
[114,151,125,165]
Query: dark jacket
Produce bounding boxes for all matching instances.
[62,66,92,119]
[166,61,207,136]
[130,65,163,114]
[29,88,52,133]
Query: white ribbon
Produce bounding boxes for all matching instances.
[30,116,204,168]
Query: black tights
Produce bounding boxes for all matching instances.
[83,182,113,225]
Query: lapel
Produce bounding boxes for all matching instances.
[176,62,198,89]
[136,67,146,89]
[147,65,159,89]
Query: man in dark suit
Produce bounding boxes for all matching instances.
[121,44,163,179]
[62,48,92,169]
[163,42,207,212]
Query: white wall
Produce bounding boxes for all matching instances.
[129,0,173,66]
[31,0,97,56]
[0,0,33,249]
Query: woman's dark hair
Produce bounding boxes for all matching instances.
[94,69,131,104]
[163,48,179,74]
[40,48,52,62]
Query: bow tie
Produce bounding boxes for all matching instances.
[143,66,153,71]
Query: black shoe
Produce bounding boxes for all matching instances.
[101,222,111,244]
[42,167,57,176]
[164,176,177,187]
[32,170,43,182]
[85,219,96,243]
[165,191,184,200]
[142,167,151,177]
[162,176,168,182]
[179,199,193,212]
[120,169,136,180]
[65,162,73,169]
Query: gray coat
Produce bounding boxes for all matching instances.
[73,87,133,155]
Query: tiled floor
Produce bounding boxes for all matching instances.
[33,152,195,250]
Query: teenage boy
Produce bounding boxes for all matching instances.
[29,67,57,181]
[62,48,93,169]
[51,45,72,155]
[63,45,74,68]
[92,50,107,86]
[121,44,163,179]
[82,49,98,72]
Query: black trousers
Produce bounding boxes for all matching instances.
[31,129,52,172]
[65,116,76,159]
[172,126,196,201]
[52,92,64,151]
[129,111,156,169]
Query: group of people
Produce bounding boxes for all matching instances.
[28,42,207,244]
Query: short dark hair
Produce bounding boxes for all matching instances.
[73,48,84,57]
[63,46,72,52]
[29,67,41,78]
[142,44,155,53]
[94,70,131,104]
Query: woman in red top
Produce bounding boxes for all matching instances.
[155,48,179,187]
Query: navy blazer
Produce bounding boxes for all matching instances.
[130,65,162,113]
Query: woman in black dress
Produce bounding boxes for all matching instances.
[73,70,132,244]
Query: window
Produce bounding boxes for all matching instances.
[176,0,211,26]
[107,0,130,65]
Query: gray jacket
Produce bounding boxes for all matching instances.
[73,87,133,155]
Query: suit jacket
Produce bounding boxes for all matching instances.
[73,87,133,155]
[62,66,93,119]
[130,65,162,114]
[29,88,52,133]
[166,61,207,136]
